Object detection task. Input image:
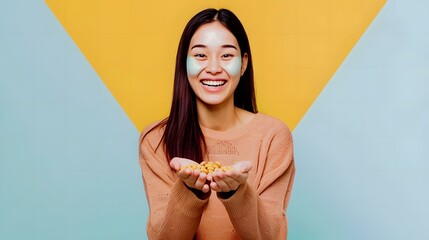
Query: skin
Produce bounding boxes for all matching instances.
[186,21,247,116]
[186,55,242,78]
[170,158,211,193]
[172,21,255,196]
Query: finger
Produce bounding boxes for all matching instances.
[202,184,210,193]
[226,170,249,184]
[169,158,180,171]
[210,181,220,192]
[208,171,225,185]
[177,168,192,180]
[213,170,226,179]
[192,169,201,178]
[239,161,252,173]
[233,161,252,173]
[206,173,213,181]
[213,176,231,192]
[199,171,207,179]
[222,176,240,191]
[194,172,207,189]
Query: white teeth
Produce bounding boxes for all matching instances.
[201,80,226,87]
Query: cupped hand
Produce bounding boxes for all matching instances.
[170,157,210,193]
[208,161,252,192]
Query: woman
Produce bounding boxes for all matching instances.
[139,8,295,240]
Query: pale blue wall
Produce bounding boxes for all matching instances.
[1,0,428,239]
[0,0,147,239]
[288,0,429,239]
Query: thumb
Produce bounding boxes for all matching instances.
[239,161,252,173]
[170,158,180,171]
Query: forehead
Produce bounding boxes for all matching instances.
[189,21,239,47]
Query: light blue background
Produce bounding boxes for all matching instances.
[1,0,428,239]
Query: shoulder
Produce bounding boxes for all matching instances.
[251,113,293,150]
[255,114,294,164]
[255,113,292,136]
[139,119,167,148]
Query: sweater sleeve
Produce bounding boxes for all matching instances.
[218,123,296,240]
[138,126,209,240]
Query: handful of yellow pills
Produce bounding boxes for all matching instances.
[180,161,233,174]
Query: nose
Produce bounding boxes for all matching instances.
[205,58,222,74]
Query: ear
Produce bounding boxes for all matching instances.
[241,53,248,76]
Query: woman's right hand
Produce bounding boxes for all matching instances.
[170,157,210,193]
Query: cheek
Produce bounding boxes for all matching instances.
[186,56,205,77]
[222,56,242,76]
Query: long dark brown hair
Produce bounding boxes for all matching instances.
[161,8,257,163]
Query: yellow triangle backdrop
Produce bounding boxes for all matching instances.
[45,0,386,132]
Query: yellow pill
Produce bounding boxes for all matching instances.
[221,166,231,172]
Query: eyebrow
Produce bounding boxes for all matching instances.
[190,44,237,50]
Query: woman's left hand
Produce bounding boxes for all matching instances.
[208,161,252,192]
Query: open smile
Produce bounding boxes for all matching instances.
[200,79,227,87]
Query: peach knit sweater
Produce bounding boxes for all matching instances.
[138,113,295,240]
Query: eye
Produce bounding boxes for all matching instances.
[221,54,234,59]
[194,54,206,59]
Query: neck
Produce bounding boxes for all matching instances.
[196,98,241,131]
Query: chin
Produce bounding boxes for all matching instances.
[197,96,229,106]
[201,99,225,106]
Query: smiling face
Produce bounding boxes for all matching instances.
[187,21,248,108]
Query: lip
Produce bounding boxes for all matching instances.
[199,78,227,92]
[200,78,227,82]
[200,78,227,86]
